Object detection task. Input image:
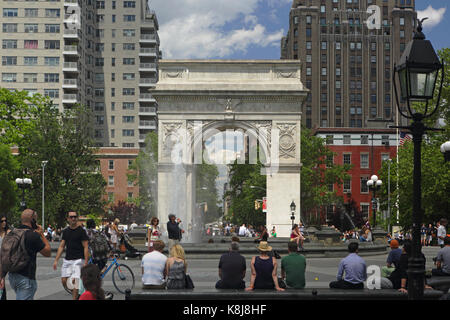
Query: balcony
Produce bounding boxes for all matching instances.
[63,62,78,72]
[62,79,78,88]
[63,45,78,55]
[63,29,80,39]
[64,0,78,5]
[139,120,157,129]
[140,33,160,43]
[62,94,78,104]
[139,63,157,71]
[139,107,157,115]
[139,93,156,102]
[139,48,157,56]
[139,77,157,87]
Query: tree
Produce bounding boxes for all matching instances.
[0,143,19,217]
[110,201,143,225]
[16,99,106,227]
[128,132,158,221]
[195,163,221,223]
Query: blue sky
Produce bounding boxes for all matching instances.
[150,0,449,60]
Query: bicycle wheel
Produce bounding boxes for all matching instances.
[112,264,135,294]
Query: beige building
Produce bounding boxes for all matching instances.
[281,0,417,129]
[1,0,160,206]
[1,0,160,149]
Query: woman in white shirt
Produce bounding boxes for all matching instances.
[147,217,162,252]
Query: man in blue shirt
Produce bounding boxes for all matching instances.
[329,242,367,289]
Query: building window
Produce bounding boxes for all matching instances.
[360,153,369,168]
[343,153,351,165]
[360,177,369,193]
[361,204,369,218]
[343,178,351,193]
[343,135,351,144]
[326,135,333,145]
[108,160,114,170]
[108,176,114,186]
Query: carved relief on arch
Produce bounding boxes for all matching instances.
[161,122,183,160]
[277,123,297,159]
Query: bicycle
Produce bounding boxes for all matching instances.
[64,253,135,295]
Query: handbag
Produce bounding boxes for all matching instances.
[185,273,195,289]
[277,277,287,289]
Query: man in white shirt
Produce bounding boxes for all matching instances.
[141,240,167,289]
[238,224,247,237]
[437,219,448,248]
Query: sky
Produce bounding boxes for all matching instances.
[149,0,449,60]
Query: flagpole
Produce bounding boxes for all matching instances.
[396,107,400,225]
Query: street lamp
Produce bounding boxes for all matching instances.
[15,178,32,210]
[366,175,382,228]
[392,18,445,300]
[290,201,296,228]
[441,141,450,162]
[42,161,48,229]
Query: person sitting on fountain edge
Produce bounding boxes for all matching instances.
[329,242,367,289]
[215,241,246,290]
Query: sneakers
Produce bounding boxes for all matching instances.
[105,292,114,300]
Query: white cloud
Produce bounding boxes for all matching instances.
[417,5,447,29]
[149,0,285,58]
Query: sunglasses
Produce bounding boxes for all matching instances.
[1,220,6,223]
[69,215,78,219]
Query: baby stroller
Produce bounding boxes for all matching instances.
[118,234,141,259]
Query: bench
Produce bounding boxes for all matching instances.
[427,276,450,293]
[125,288,444,300]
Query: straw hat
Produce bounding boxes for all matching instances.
[256,241,272,252]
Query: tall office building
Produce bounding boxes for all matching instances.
[1,0,160,148]
[1,0,160,204]
[281,0,417,129]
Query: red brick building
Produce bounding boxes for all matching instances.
[314,128,398,223]
[96,147,140,206]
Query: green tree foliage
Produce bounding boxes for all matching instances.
[128,132,158,221]
[7,92,107,227]
[0,143,19,216]
[196,163,221,223]
[301,127,351,225]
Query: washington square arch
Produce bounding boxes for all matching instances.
[152,60,308,238]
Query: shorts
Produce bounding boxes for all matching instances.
[61,258,84,279]
[110,234,118,244]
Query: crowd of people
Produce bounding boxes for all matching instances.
[0,209,448,300]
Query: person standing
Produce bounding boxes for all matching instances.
[167,214,182,252]
[437,219,448,248]
[0,209,51,300]
[215,241,246,289]
[109,218,121,251]
[426,224,434,246]
[329,242,367,289]
[281,241,306,289]
[238,224,247,237]
[141,240,167,289]
[53,211,89,300]
[0,215,10,300]
[245,241,285,291]
[147,217,162,253]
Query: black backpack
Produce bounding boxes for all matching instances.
[0,228,30,277]
[89,232,110,259]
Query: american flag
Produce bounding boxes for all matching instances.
[399,132,412,146]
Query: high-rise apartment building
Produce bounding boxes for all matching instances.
[1,0,160,149]
[281,0,417,129]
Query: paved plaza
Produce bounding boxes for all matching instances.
[1,245,441,300]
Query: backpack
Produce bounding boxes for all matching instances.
[89,232,110,259]
[0,228,31,276]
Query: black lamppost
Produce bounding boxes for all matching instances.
[366,175,382,228]
[392,18,445,300]
[16,178,32,210]
[290,201,296,228]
